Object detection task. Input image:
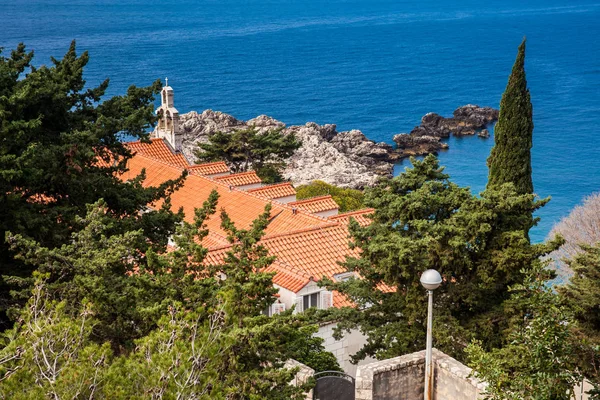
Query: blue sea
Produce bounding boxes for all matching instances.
[2,0,599,242]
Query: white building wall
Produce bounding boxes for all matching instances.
[274,284,296,310]
[296,280,320,297]
[273,194,297,204]
[316,322,375,377]
[315,209,339,218]
[237,183,263,191]
[205,172,230,178]
[279,282,372,377]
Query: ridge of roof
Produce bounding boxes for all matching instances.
[188,161,229,168]
[125,152,186,172]
[126,153,335,237]
[246,182,297,201]
[246,182,295,193]
[260,222,343,242]
[186,161,230,176]
[289,195,340,214]
[289,194,334,206]
[214,171,262,186]
[214,170,259,179]
[329,208,375,219]
[205,222,344,254]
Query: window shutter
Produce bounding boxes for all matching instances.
[294,296,303,314]
[272,303,286,315]
[320,291,333,310]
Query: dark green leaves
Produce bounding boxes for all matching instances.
[195,126,301,183]
[487,38,534,196]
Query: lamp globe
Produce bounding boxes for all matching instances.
[420,269,442,291]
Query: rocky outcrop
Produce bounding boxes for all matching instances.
[392,134,449,156]
[393,105,498,156]
[178,111,396,189]
[178,105,498,189]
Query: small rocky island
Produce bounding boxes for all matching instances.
[179,105,498,189]
[393,105,499,156]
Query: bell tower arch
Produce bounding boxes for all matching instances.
[153,78,182,152]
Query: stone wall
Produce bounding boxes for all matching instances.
[284,359,315,400]
[316,321,375,377]
[433,349,486,400]
[355,349,485,400]
[355,351,426,400]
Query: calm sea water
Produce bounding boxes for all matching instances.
[2,0,599,242]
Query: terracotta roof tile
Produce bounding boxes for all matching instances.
[329,208,374,227]
[247,183,296,200]
[202,232,230,249]
[206,223,359,302]
[289,195,339,214]
[122,154,329,238]
[126,138,189,168]
[214,171,262,187]
[120,140,378,309]
[187,162,230,176]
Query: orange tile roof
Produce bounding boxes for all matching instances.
[187,162,230,176]
[289,195,339,214]
[247,183,296,200]
[122,154,330,238]
[126,138,189,168]
[119,138,376,308]
[202,232,230,249]
[214,171,262,187]
[329,208,374,227]
[205,223,358,306]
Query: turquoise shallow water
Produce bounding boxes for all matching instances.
[2,0,599,242]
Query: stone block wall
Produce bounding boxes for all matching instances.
[432,349,486,399]
[285,359,315,400]
[355,350,426,400]
[355,349,486,400]
[316,322,375,377]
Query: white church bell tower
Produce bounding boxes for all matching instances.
[154,78,182,152]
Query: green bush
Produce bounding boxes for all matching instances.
[296,181,364,213]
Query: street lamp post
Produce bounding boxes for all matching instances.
[420,269,442,400]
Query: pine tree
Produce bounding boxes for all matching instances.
[322,155,558,362]
[195,126,301,183]
[466,263,581,400]
[0,42,184,328]
[3,194,334,398]
[558,243,600,384]
[487,38,534,195]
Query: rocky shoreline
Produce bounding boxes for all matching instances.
[179,105,498,189]
[393,105,498,157]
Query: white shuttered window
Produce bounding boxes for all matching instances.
[294,290,333,313]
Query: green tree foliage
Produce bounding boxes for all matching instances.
[6,201,171,349]
[558,243,600,383]
[194,126,301,183]
[0,42,183,327]
[487,38,534,195]
[0,276,112,399]
[322,155,558,363]
[466,263,581,400]
[1,195,335,398]
[296,180,364,213]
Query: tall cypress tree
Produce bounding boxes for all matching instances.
[487,38,534,195]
